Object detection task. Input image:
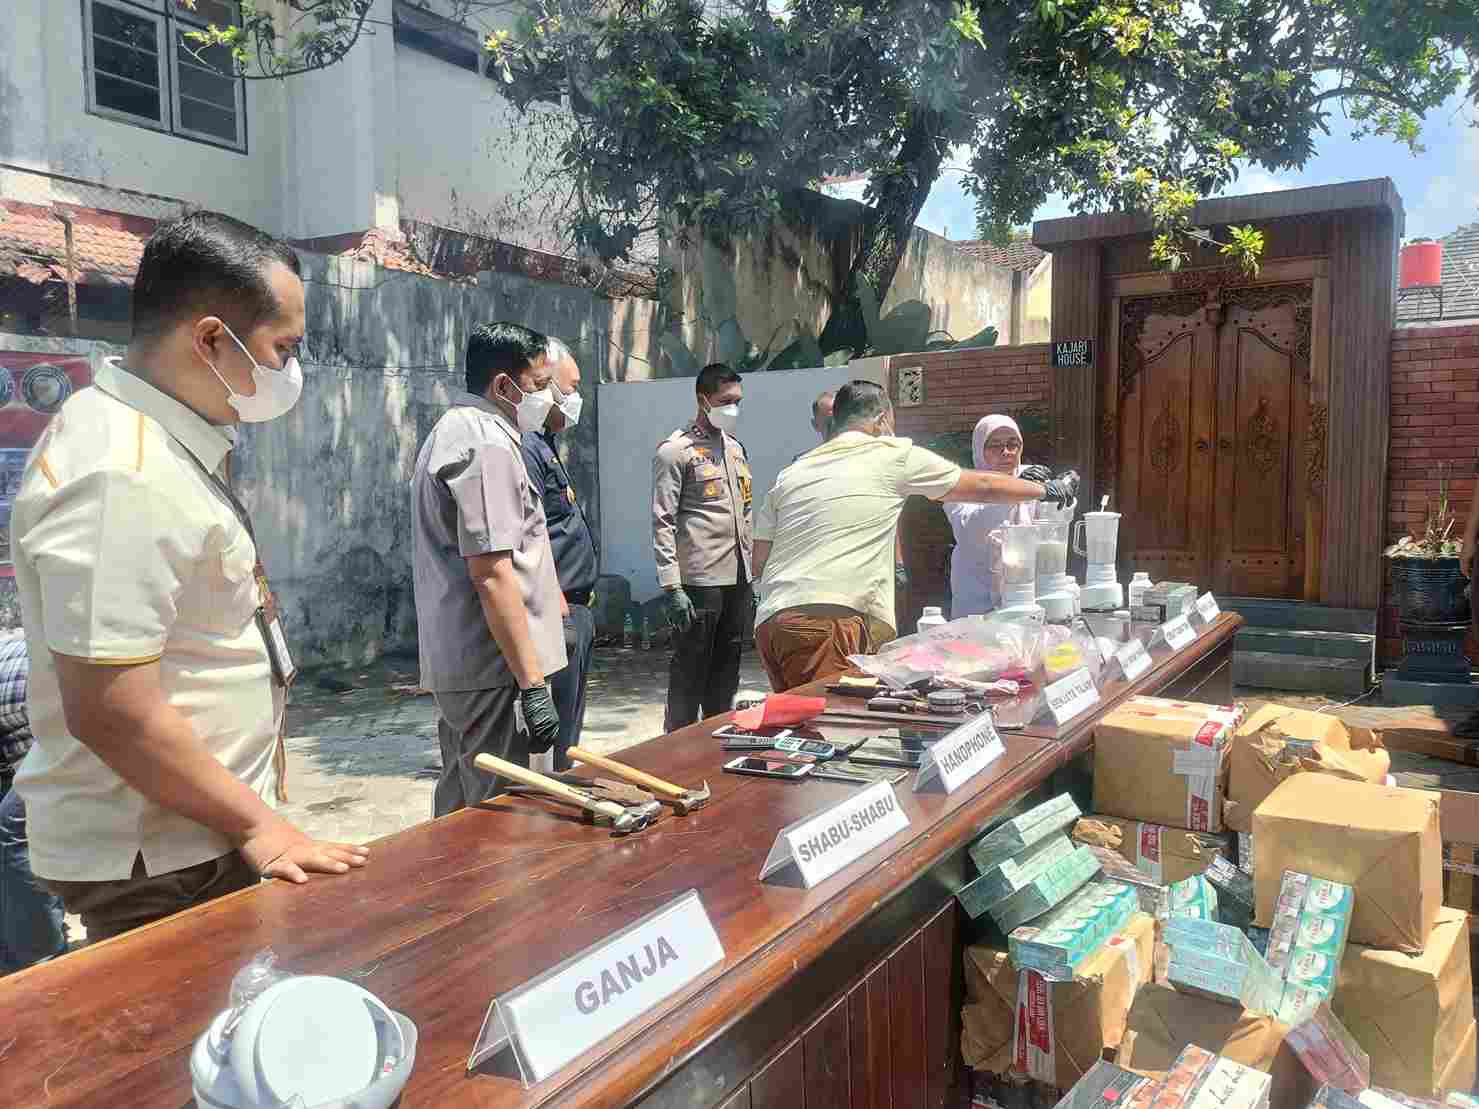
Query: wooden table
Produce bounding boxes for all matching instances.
[0,614,1240,1109]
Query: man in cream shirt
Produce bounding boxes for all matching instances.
[752,380,1076,691]
[11,211,367,943]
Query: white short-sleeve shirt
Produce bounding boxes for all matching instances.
[13,360,282,881]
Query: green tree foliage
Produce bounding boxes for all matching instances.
[197,0,1476,351]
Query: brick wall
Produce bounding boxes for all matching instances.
[1384,322,1479,661]
[890,344,1052,631]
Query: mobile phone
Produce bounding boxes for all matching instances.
[755,749,817,765]
[713,723,824,742]
[811,762,911,786]
[870,726,947,747]
[849,743,926,769]
[722,756,814,780]
[721,735,837,759]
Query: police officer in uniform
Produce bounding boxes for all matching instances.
[652,363,753,731]
[520,337,599,772]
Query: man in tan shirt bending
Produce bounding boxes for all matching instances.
[752,380,1076,691]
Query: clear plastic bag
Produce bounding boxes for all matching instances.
[222,947,290,1036]
[849,614,1042,688]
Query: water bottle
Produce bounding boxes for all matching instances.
[917,605,947,633]
[623,610,635,648]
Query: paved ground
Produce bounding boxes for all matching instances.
[276,645,770,844]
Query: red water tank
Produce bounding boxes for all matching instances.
[1400,241,1444,288]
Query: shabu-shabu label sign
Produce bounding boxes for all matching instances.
[1052,339,1094,368]
[760,780,910,888]
[468,889,725,1085]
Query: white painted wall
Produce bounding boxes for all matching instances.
[598,359,890,602]
[0,0,287,231]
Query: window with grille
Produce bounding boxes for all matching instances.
[84,0,246,152]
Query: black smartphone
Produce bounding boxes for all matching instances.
[849,743,926,768]
[870,727,948,750]
[722,756,814,780]
[811,761,911,786]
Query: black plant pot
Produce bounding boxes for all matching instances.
[1388,556,1471,624]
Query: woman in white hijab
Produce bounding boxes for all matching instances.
[945,415,1051,617]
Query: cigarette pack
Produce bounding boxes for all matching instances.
[1008,879,1140,980]
[1081,843,1172,918]
[989,845,1102,933]
[1238,831,1254,874]
[1285,1001,1371,1093]
[1164,917,1283,1011]
[970,794,1083,871]
[1264,870,1353,1006]
[1052,1060,1159,1109]
[1203,854,1257,929]
[1167,873,1219,920]
[958,833,1079,919]
[1148,1044,1273,1109]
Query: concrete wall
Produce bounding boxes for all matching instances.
[1,0,564,244]
[0,250,661,667]
[661,192,1018,366]
[1021,254,1052,344]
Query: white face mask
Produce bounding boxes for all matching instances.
[554,385,583,428]
[503,376,557,434]
[206,323,303,423]
[706,400,740,432]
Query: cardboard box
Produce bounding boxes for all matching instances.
[1424,788,1479,922]
[1373,715,1479,766]
[1252,776,1443,952]
[961,913,1156,1090]
[1094,704,1231,833]
[1224,705,1390,833]
[1073,814,1228,885]
[1332,908,1477,1098]
[1119,984,1312,1108]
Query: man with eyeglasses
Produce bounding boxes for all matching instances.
[519,338,598,772]
[751,382,1077,691]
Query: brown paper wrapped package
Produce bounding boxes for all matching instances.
[1223,705,1391,834]
[1252,775,1442,952]
[960,914,1155,1089]
[1117,983,1312,1107]
[1093,705,1230,832]
[1072,815,1226,885]
[1332,907,1476,1097]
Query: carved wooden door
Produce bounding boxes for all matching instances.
[1115,294,1219,587]
[1210,287,1312,597]
[1113,279,1316,599]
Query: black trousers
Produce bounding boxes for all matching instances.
[664,576,753,732]
[550,604,596,772]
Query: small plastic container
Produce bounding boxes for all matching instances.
[1127,572,1153,608]
[917,605,947,632]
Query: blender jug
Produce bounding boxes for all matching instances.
[1034,516,1070,580]
[1072,511,1122,583]
[998,522,1040,607]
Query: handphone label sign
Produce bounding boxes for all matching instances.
[913,714,1004,794]
[759,781,910,888]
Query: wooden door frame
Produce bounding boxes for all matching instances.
[1102,256,1331,600]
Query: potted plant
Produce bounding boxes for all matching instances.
[1385,464,1471,624]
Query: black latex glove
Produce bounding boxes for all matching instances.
[895,562,910,590]
[520,682,561,754]
[1040,477,1077,509]
[663,586,697,633]
[1018,464,1053,484]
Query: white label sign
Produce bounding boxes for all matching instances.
[1162,614,1196,651]
[468,889,724,1085]
[1195,592,1220,624]
[1115,638,1152,681]
[1044,667,1100,726]
[913,714,1004,794]
[759,780,910,888]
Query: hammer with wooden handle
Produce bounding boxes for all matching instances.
[566,747,710,814]
[473,753,649,833]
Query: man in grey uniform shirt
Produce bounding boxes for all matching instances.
[412,323,567,817]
